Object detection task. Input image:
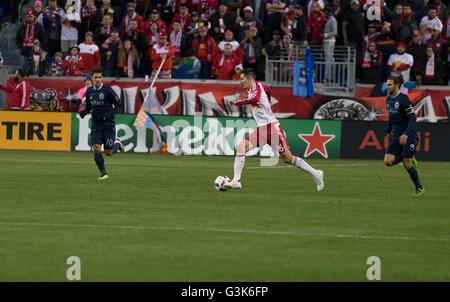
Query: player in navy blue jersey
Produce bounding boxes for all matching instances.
[384,75,424,196]
[79,67,125,180]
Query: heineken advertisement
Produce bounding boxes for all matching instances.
[71,113,341,158]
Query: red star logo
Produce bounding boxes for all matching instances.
[298,122,336,158]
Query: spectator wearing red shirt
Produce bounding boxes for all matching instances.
[217,30,244,62]
[62,44,83,76]
[426,25,446,56]
[144,10,167,35]
[150,34,175,79]
[0,69,30,111]
[211,43,241,79]
[121,2,144,37]
[192,26,217,79]
[169,3,191,32]
[78,31,100,73]
[307,2,327,45]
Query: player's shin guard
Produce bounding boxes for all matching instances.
[406,166,423,189]
[233,154,246,181]
[291,156,317,177]
[94,152,106,175]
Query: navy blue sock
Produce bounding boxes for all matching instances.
[113,142,120,154]
[94,152,106,175]
[393,154,403,165]
[406,167,422,189]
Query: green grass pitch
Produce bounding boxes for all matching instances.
[0,149,449,281]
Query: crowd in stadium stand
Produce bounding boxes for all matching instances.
[1,0,450,85]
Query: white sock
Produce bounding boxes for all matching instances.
[233,154,246,181]
[291,156,318,177]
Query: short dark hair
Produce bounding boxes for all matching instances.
[242,68,256,79]
[17,68,26,78]
[387,75,404,87]
[91,67,103,75]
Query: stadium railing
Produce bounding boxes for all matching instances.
[265,45,356,97]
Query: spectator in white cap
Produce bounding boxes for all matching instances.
[234,5,264,41]
[232,63,243,80]
[307,0,325,17]
[0,52,3,69]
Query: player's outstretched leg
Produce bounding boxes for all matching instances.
[403,158,424,196]
[113,139,125,154]
[229,140,252,189]
[281,151,324,191]
[93,144,108,180]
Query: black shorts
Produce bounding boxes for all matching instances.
[386,135,418,158]
[91,121,116,149]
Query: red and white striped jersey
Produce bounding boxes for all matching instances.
[236,81,277,127]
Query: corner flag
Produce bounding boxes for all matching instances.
[134,89,168,153]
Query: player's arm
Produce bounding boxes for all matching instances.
[399,99,416,145]
[233,86,261,106]
[0,84,13,93]
[110,88,122,115]
[386,115,392,139]
[79,91,92,118]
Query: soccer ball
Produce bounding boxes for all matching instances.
[214,175,230,191]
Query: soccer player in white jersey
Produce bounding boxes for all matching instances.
[228,68,324,191]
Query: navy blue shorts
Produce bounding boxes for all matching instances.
[91,121,116,150]
[386,135,418,158]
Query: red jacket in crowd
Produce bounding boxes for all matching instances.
[150,42,175,70]
[169,13,191,32]
[1,79,31,110]
[78,41,100,71]
[62,55,83,76]
[192,35,217,63]
[121,13,144,36]
[307,12,327,45]
[211,52,241,80]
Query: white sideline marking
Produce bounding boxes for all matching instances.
[0,221,448,243]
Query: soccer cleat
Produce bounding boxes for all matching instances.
[228,179,242,189]
[115,139,125,152]
[412,157,418,169]
[313,170,324,192]
[98,173,109,180]
[413,187,425,196]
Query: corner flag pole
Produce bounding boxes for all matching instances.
[150,56,167,89]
